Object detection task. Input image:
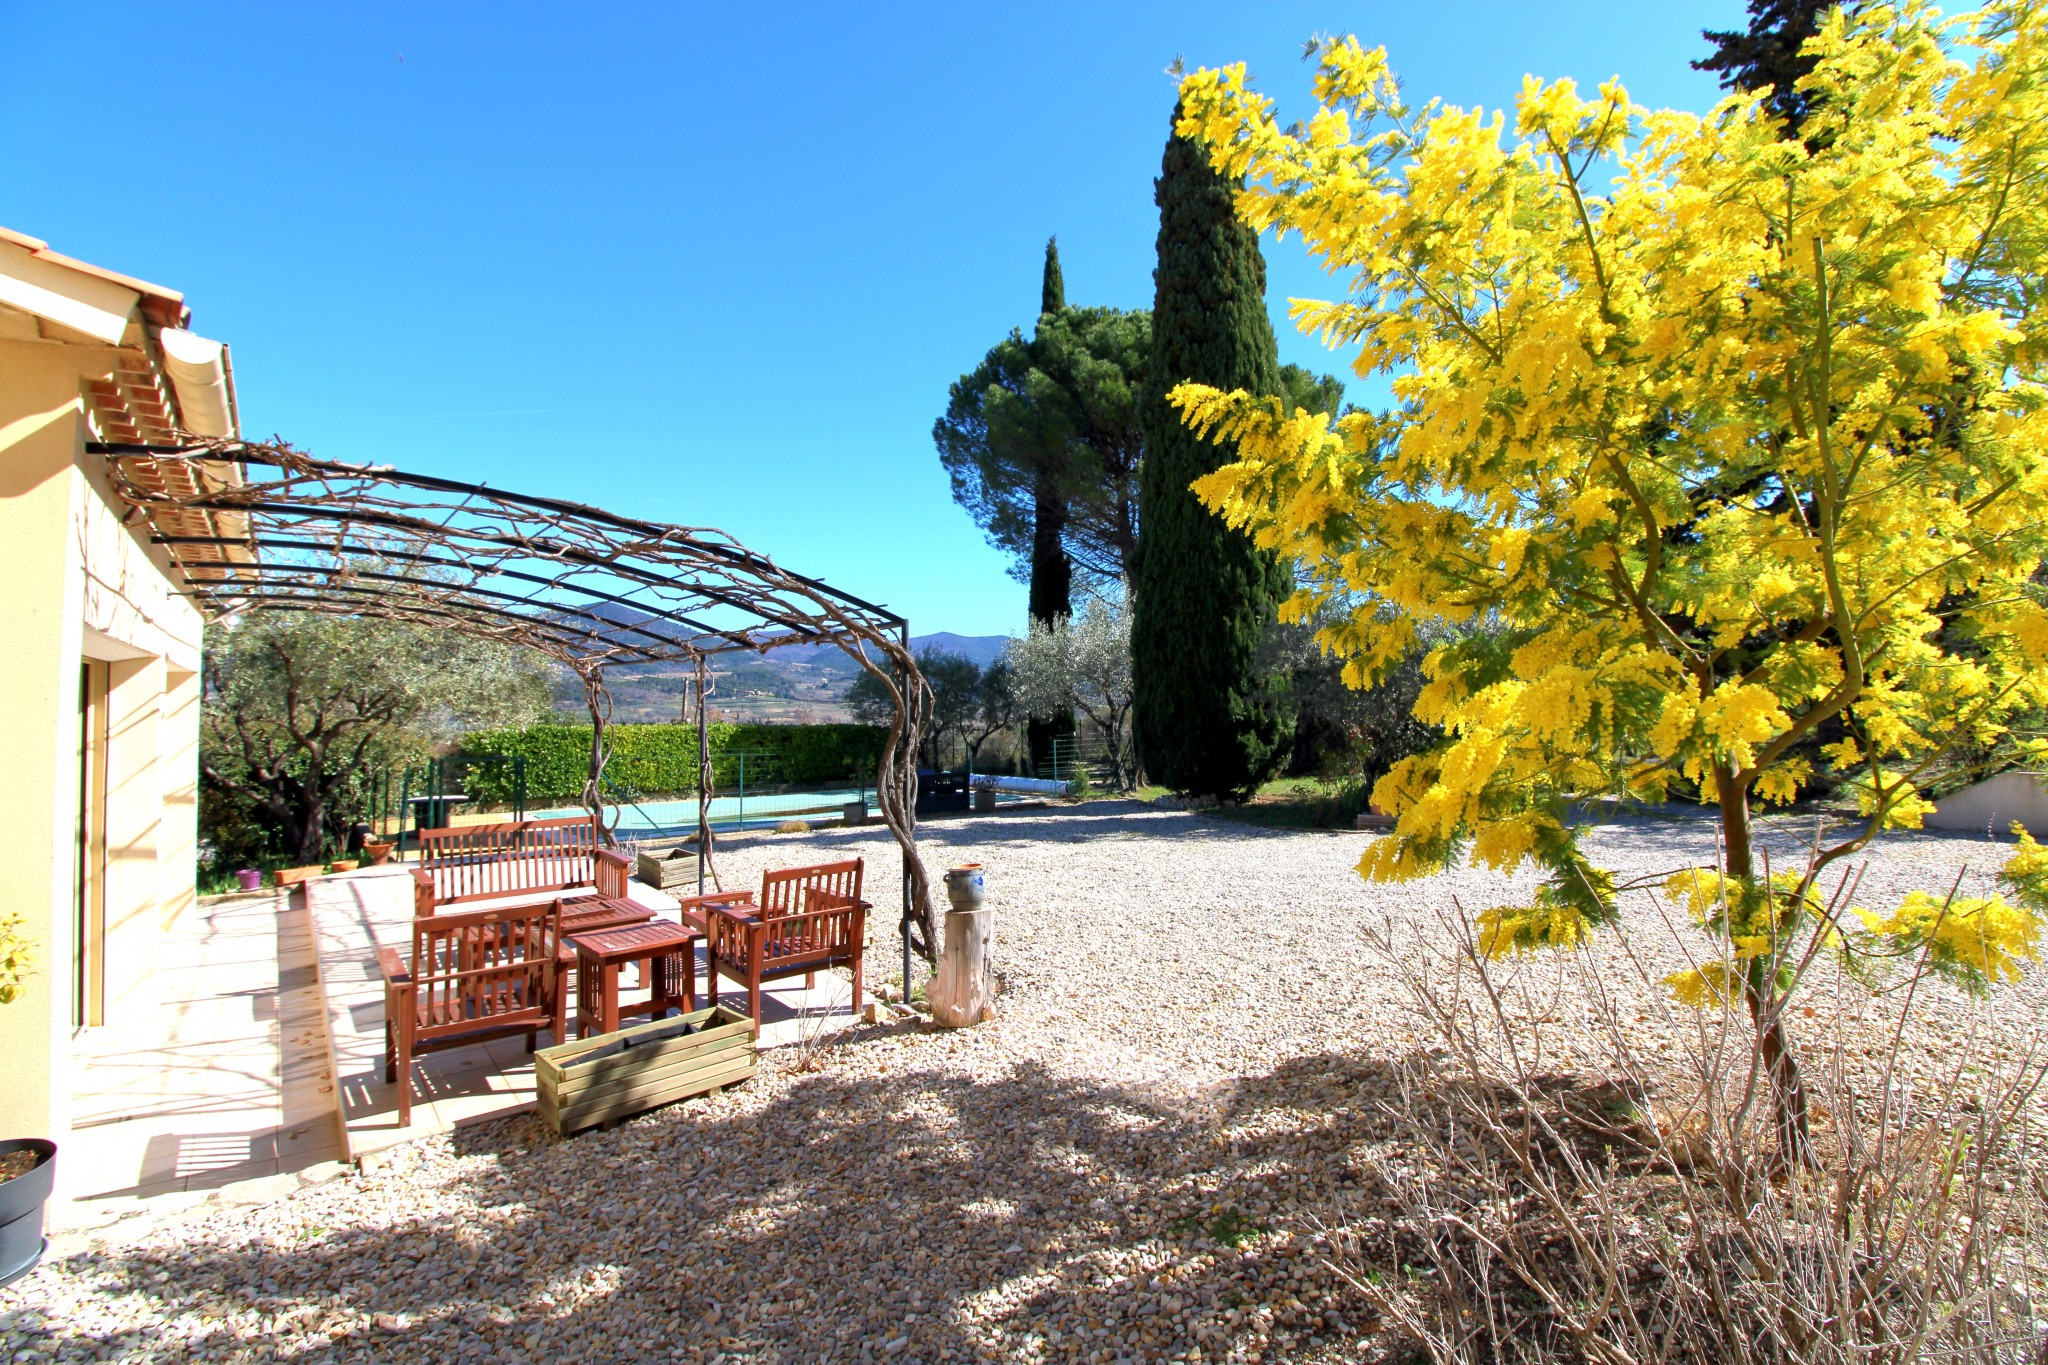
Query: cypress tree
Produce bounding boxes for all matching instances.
[1027,237,1077,775]
[1131,103,1293,798]
[1039,235,1065,319]
[1695,0,1842,138]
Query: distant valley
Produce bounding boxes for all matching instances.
[552,631,1012,723]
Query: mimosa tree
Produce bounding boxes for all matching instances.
[1171,1,2048,1156]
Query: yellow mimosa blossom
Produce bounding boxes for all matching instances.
[1478,900,1595,957]
[1666,961,1744,1009]
[1858,891,2042,992]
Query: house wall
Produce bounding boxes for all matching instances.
[0,337,204,1142]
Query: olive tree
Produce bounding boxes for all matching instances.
[1007,594,1137,789]
[202,614,551,865]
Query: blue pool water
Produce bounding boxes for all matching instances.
[533,785,1027,835]
[533,788,868,834]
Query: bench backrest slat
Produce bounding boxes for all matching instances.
[415,816,599,906]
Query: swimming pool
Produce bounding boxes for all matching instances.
[532,784,1028,835]
[533,787,868,835]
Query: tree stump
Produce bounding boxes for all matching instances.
[930,865,996,1027]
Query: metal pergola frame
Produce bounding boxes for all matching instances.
[96,436,941,966]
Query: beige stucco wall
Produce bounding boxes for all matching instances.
[102,655,167,1023]
[160,668,201,930]
[0,337,203,1141]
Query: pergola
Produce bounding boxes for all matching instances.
[95,436,941,962]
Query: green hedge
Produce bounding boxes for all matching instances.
[459,722,887,804]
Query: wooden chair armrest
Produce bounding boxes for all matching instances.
[707,901,762,929]
[677,890,755,931]
[377,946,411,986]
[593,849,627,898]
[673,890,755,911]
[706,906,757,961]
[410,867,437,916]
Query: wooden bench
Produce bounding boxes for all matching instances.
[686,859,868,1022]
[410,815,632,917]
[380,900,564,1126]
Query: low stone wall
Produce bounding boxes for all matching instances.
[1926,770,2048,838]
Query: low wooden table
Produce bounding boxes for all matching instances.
[552,896,658,1002]
[558,895,655,935]
[569,921,703,1039]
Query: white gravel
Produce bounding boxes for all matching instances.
[4,800,2042,1363]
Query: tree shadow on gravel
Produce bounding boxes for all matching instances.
[0,1034,1649,1365]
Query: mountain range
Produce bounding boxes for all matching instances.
[908,632,1009,668]
[543,605,1011,722]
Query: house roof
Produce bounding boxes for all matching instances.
[0,226,249,578]
[0,225,191,335]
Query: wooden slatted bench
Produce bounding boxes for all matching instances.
[670,857,866,937]
[411,816,632,917]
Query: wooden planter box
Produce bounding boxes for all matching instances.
[636,847,700,891]
[1354,804,1395,831]
[535,1004,755,1136]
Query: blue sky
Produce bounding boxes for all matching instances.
[7,2,1731,637]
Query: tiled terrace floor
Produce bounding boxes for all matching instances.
[308,863,871,1167]
[60,891,344,1234]
[60,854,873,1231]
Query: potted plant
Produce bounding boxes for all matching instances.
[234,868,264,891]
[0,912,54,1288]
[361,838,396,866]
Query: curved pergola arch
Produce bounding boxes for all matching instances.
[96,436,941,961]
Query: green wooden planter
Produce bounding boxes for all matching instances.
[536,1005,755,1136]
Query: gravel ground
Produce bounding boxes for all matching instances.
[4,800,2043,1363]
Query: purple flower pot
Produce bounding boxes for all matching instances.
[235,869,264,891]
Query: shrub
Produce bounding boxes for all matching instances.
[1340,899,2048,1364]
[460,722,887,804]
[0,913,28,1005]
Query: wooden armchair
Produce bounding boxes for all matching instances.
[701,859,869,1022]
[671,857,865,937]
[380,900,565,1125]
